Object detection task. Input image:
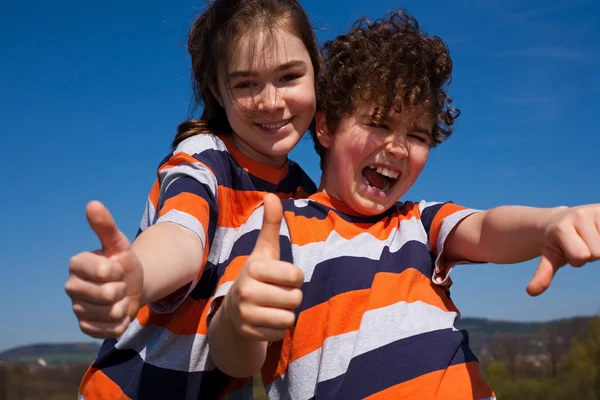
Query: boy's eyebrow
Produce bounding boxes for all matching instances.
[228,60,307,80]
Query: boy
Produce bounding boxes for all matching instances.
[207,11,600,399]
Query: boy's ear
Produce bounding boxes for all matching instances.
[315,111,333,149]
[209,83,224,107]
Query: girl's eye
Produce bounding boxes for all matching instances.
[233,81,256,89]
[280,74,300,83]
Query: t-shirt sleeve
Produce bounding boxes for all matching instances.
[138,150,219,313]
[206,206,293,326]
[418,200,481,286]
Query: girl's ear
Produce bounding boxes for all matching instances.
[315,111,333,149]
[209,83,224,107]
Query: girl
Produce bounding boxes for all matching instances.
[65,0,320,398]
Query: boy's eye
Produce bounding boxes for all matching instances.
[280,74,300,83]
[408,133,431,145]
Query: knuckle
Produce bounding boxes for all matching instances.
[64,280,75,296]
[239,324,254,338]
[283,311,296,327]
[96,262,111,280]
[237,285,254,303]
[68,255,81,274]
[101,284,117,303]
[238,304,253,322]
[111,302,127,321]
[291,289,303,307]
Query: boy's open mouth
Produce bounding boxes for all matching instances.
[362,165,400,192]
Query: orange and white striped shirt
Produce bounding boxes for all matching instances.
[78,133,316,400]
[214,192,496,400]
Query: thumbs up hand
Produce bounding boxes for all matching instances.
[526,204,600,296]
[65,201,144,338]
[222,194,304,342]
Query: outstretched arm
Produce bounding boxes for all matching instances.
[444,204,600,295]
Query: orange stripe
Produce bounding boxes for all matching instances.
[158,152,215,175]
[365,361,494,400]
[158,192,211,230]
[281,269,458,367]
[136,295,212,335]
[216,187,308,229]
[428,203,468,254]
[285,206,421,246]
[80,367,131,400]
[218,255,249,285]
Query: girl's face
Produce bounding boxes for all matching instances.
[213,27,316,168]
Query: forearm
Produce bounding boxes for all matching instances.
[447,206,567,264]
[208,304,268,378]
[132,222,204,306]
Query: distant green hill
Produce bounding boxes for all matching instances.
[0,342,100,365]
[456,316,592,356]
[0,316,594,365]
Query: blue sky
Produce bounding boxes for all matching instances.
[1,0,599,352]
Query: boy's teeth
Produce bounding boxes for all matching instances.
[370,165,399,179]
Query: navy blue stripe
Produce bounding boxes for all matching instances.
[281,199,404,224]
[420,202,446,240]
[159,173,219,263]
[195,148,317,194]
[190,230,294,300]
[299,240,433,312]
[315,328,479,399]
[161,175,215,205]
[93,340,233,399]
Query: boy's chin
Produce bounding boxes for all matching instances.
[351,196,396,216]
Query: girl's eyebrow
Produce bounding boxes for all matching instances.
[228,60,307,80]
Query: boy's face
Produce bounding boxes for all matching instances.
[316,102,433,216]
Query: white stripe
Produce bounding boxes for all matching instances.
[268,301,458,399]
[159,163,218,200]
[173,132,228,156]
[432,208,480,285]
[115,319,215,372]
[418,200,444,214]
[138,196,157,232]
[157,209,206,248]
[291,216,427,282]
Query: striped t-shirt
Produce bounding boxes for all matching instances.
[214,192,496,400]
[78,133,316,400]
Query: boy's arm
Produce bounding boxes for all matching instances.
[443,206,565,265]
[208,194,304,378]
[443,204,600,294]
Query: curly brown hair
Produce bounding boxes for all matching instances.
[312,10,460,169]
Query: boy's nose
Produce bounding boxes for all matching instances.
[385,137,409,159]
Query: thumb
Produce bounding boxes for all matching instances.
[252,194,283,260]
[526,250,566,296]
[86,200,131,256]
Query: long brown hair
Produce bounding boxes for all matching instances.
[172,0,320,148]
